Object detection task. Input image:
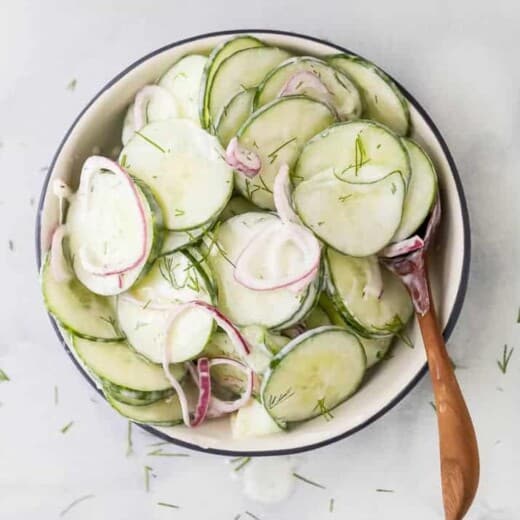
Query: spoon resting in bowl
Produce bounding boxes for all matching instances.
[381,199,479,520]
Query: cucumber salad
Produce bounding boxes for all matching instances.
[41,35,438,438]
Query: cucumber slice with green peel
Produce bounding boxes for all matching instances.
[231,398,283,438]
[105,391,183,426]
[293,120,410,186]
[67,166,163,296]
[160,221,213,256]
[328,54,410,136]
[41,254,125,342]
[293,169,406,256]
[207,46,291,130]
[117,250,215,363]
[206,212,319,328]
[215,88,255,146]
[120,119,233,230]
[262,327,366,424]
[325,248,413,337]
[101,380,174,406]
[200,35,265,128]
[235,96,335,209]
[255,56,362,121]
[273,267,322,330]
[304,304,332,329]
[71,336,185,391]
[392,139,438,242]
[219,195,259,221]
[158,54,207,124]
[318,294,393,366]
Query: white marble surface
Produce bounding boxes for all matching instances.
[0,1,518,518]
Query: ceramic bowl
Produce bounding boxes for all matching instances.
[36,30,470,456]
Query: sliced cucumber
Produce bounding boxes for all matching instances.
[41,254,125,342]
[158,54,207,124]
[207,46,291,130]
[67,169,163,296]
[117,249,215,363]
[231,398,283,439]
[101,381,173,406]
[72,336,185,391]
[328,54,410,136]
[160,221,213,255]
[392,139,438,241]
[255,56,361,120]
[262,327,366,424]
[294,120,410,185]
[120,119,233,230]
[319,294,393,367]
[122,103,136,146]
[200,35,265,128]
[215,88,255,146]
[219,195,258,221]
[235,96,335,209]
[294,169,405,256]
[326,248,413,337]
[206,212,318,328]
[105,391,183,426]
[304,304,332,329]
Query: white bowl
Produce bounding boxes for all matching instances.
[36,30,470,456]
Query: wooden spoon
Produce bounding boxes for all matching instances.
[381,200,479,520]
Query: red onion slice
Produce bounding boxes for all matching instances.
[273,163,300,224]
[234,221,320,292]
[50,225,72,282]
[77,156,148,277]
[191,358,211,427]
[380,235,424,258]
[133,85,178,131]
[279,71,329,98]
[208,358,254,415]
[225,137,261,178]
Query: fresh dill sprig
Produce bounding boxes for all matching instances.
[158,256,184,289]
[157,502,180,509]
[60,494,94,517]
[267,137,297,164]
[144,465,154,492]
[0,369,9,382]
[335,133,370,181]
[232,457,251,472]
[293,472,326,489]
[497,345,514,374]
[135,131,167,153]
[60,421,74,434]
[265,388,295,410]
[147,448,190,457]
[126,421,133,457]
[98,315,121,336]
[315,398,334,421]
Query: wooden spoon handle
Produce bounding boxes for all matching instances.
[417,277,479,520]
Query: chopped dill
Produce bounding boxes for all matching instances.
[0,369,9,382]
[157,502,180,509]
[60,494,94,517]
[267,137,297,164]
[232,457,251,472]
[497,345,514,374]
[60,421,74,434]
[315,398,334,421]
[135,131,167,153]
[126,421,133,456]
[265,388,294,410]
[293,472,326,489]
